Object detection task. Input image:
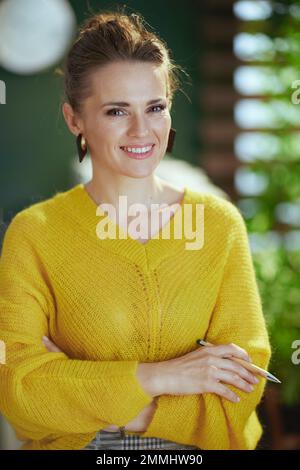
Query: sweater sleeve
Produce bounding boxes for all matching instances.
[140,205,272,450]
[0,213,153,440]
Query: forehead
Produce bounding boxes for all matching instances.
[88,61,168,102]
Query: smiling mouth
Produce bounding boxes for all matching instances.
[120,144,155,159]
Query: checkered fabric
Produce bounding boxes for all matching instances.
[84,428,199,450]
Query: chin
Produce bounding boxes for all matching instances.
[121,164,158,179]
[124,170,155,179]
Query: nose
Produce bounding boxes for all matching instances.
[128,114,150,138]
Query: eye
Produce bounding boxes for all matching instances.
[106,103,167,117]
[106,108,125,116]
[149,104,167,113]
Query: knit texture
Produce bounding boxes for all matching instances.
[0,183,271,450]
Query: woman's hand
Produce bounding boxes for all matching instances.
[42,336,62,352]
[41,335,157,432]
[154,342,260,403]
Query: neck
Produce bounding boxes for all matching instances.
[84,172,169,211]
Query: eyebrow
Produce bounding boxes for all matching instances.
[101,98,166,108]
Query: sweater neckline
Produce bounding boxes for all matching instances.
[70,183,192,269]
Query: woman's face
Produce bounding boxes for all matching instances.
[64,60,172,179]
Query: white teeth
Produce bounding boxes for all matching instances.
[122,145,152,154]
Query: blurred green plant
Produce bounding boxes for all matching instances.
[234,0,300,405]
[253,248,300,405]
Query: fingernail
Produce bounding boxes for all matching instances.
[236,396,240,402]
[253,377,259,383]
[42,336,49,342]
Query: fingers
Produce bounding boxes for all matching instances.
[202,343,251,363]
[214,368,255,395]
[210,382,241,403]
[42,336,62,353]
[206,356,259,385]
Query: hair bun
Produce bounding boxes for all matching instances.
[62,9,188,113]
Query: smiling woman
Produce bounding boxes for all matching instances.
[0,6,271,452]
[61,45,180,197]
[60,8,188,244]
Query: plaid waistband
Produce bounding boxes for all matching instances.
[84,427,199,450]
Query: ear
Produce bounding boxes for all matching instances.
[62,102,83,136]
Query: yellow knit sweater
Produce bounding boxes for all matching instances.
[0,183,271,450]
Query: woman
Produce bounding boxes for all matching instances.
[0,10,271,450]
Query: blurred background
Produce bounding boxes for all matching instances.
[0,0,300,450]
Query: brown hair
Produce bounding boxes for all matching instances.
[59,6,190,114]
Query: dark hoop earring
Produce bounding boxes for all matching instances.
[76,133,87,162]
[166,128,176,153]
